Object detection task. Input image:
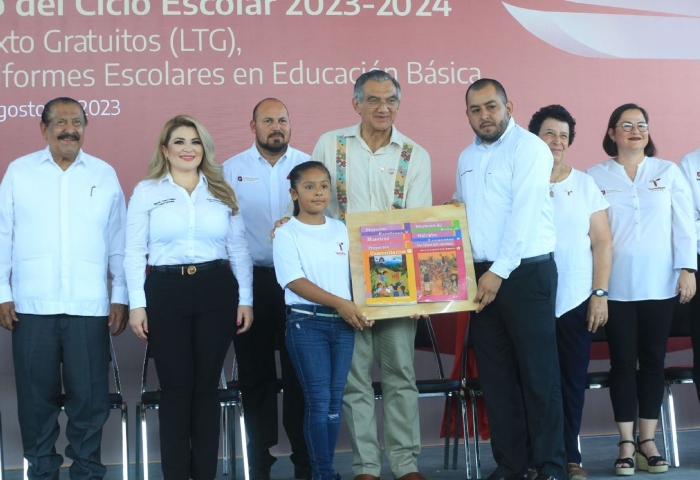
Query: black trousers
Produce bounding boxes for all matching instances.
[146,265,238,480]
[471,259,565,479]
[13,314,110,480]
[606,297,675,421]
[689,256,700,401]
[232,266,308,472]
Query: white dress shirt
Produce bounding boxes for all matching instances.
[679,148,700,253]
[587,157,696,301]
[124,173,253,309]
[223,144,309,268]
[454,117,556,279]
[311,123,432,216]
[551,169,609,317]
[273,216,351,306]
[0,147,127,316]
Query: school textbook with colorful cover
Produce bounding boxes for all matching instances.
[347,205,477,320]
[355,214,472,317]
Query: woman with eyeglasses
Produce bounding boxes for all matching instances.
[587,103,697,476]
[528,105,613,480]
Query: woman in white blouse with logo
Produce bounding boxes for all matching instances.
[125,115,253,480]
[528,105,612,480]
[587,104,696,476]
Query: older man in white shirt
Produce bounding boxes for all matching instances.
[311,70,432,480]
[0,97,127,480]
[451,79,564,480]
[223,98,312,480]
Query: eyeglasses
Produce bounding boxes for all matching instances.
[617,121,648,132]
[364,97,400,110]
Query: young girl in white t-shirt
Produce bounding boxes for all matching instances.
[273,160,372,480]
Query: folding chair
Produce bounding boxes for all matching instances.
[372,317,469,473]
[659,301,695,467]
[135,343,249,480]
[23,335,129,480]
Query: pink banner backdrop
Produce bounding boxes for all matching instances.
[2,0,699,198]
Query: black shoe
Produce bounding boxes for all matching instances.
[485,471,530,480]
[294,463,313,480]
[250,455,277,480]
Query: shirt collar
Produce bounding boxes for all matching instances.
[250,143,290,165]
[39,146,87,167]
[473,116,516,147]
[347,122,403,148]
[161,170,208,187]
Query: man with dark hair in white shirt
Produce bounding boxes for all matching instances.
[0,97,128,480]
[450,79,564,480]
[223,98,311,480]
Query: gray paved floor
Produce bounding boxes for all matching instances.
[4,430,700,479]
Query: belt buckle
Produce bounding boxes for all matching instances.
[187,265,197,275]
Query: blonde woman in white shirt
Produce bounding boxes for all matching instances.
[125,115,253,480]
[587,103,696,476]
[528,105,612,480]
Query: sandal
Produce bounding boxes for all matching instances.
[636,438,669,474]
[615,440,636,476]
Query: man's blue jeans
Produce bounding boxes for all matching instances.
[286,310,355,480]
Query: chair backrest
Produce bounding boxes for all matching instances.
[415,316,446,380]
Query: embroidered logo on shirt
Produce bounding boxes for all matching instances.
[566,190,573,196]
[600,189,621,195]
[389,168,396,175]
[336,242,346,256]
[237,176,259,182]
[649,178,666,191]
[206,198,228,206]
[154,198,176,206]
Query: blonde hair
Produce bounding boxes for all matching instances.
[147,115,239,215]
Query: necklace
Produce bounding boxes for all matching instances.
[549,164,564,197]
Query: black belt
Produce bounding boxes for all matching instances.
[287,304,340,318]
[151,259,227,276]
[475,252,553,268]
[254,266,275,274]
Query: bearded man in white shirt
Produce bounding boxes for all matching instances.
[0,97,128,480]
[223,98,311,480]
[450,79,565,480]
[310,70,432,480]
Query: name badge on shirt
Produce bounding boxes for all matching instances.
[237,176,260,182]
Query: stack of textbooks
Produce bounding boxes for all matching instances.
[361,220,468,306]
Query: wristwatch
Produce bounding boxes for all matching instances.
[683,268,697,274]
[592,289,608,297]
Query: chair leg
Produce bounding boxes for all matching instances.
[229,405,237,479]
[121,404,130,480]
[469,391,481,480]
[238,403,250,480]
[23,459,28,480]
[666,383,680,467]
[135,404,142,480]
[222,406,229,475]
[452,394,460,470]
[659,393,670,466]
[444,396,452,469]
[461,393,472,480]
[577,435,582,467]
[140,406,150,480]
